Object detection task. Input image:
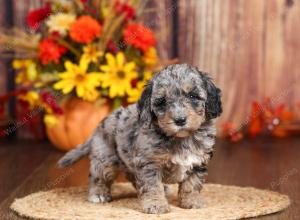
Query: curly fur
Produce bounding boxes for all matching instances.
[58,64,222,214]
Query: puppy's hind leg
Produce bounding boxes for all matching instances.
[88,134,119,203]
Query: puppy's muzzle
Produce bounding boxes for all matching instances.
[174,117,187,126]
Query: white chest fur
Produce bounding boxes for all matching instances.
[171,149,205,168]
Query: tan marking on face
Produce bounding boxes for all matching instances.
[186,105,205,131]
[157,111,177,136]
[182,82,194,94]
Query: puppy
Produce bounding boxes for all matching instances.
[58,64,222,214]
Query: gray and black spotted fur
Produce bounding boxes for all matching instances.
[58,64,222,214]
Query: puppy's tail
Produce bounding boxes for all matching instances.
[58,137,92,168]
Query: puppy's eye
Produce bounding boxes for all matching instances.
[154,97,166,106]
[188,93,200,100]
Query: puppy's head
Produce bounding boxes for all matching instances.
[138,64,222,138]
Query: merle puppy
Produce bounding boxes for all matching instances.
[58,64,222,214]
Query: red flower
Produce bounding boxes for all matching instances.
[69,16,102,43]
[27,3,51,30]
[40,91,63,115]
[115,1,135,21]
[80,0,97,15]
[124,23,156,52]
[38,39,67,65]
[107,40,118,53]
[49,31,62,41]
[131,79,139,88]
[83,5,97,15]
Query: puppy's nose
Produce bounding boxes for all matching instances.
[174,117,187,126]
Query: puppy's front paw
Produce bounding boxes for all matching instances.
[179,193,206,209]
[88,194,112,203]
[143,201,170,214]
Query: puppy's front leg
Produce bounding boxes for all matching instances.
[136,164,170,214]
[178,167,207,209]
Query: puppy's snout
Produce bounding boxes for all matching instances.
[174,117,187,126]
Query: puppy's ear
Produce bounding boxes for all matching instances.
[202,74,222,120]
[137,81,153,125]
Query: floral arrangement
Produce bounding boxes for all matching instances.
[222,98,300,142]
[0,0,161,128]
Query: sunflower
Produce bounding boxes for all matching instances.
[82,44,103,64]
[54,57,101,101]
[99,52,138,98]
[81,88,100,102]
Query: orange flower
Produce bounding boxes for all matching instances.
[38,39,67,65]
[248,102,264,138]
[124,23,156,52]
[69,16,102,43]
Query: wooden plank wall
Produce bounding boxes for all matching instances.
[0,0,6,96]
[13,0,44,27]
[142,0,176,60]
[177,0,300,125]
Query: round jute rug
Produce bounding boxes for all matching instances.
[10,183,290,220]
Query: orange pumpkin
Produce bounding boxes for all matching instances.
[46,98,110,151]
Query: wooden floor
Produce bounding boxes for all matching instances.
[0,137,299,219]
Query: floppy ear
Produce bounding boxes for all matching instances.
[137,81,153,125]
[203,74,222,120]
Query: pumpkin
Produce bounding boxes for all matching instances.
[46,98,110,151]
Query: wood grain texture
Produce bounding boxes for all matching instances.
[0,140,52,203]
[142,0,176,60]
[0,0,6,97]
[0,138,299,219]
[13,0,44,27]
[177,0,300,126]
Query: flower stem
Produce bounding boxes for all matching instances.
[56,39,81,59]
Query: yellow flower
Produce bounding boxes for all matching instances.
[127,71,154,103]
[143,70,153,81]
[82,44,103,64]
[101,1,109,18]
[82,88,100,102]
[19,91,40,109]
[143,47,158,67]
[44,114,59,127]
[13,59,38,84]
[46,13,76,36]
[99,52,138,98]
[127,81,145,103]
[54,57,102,101]
[13,59,29,69]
